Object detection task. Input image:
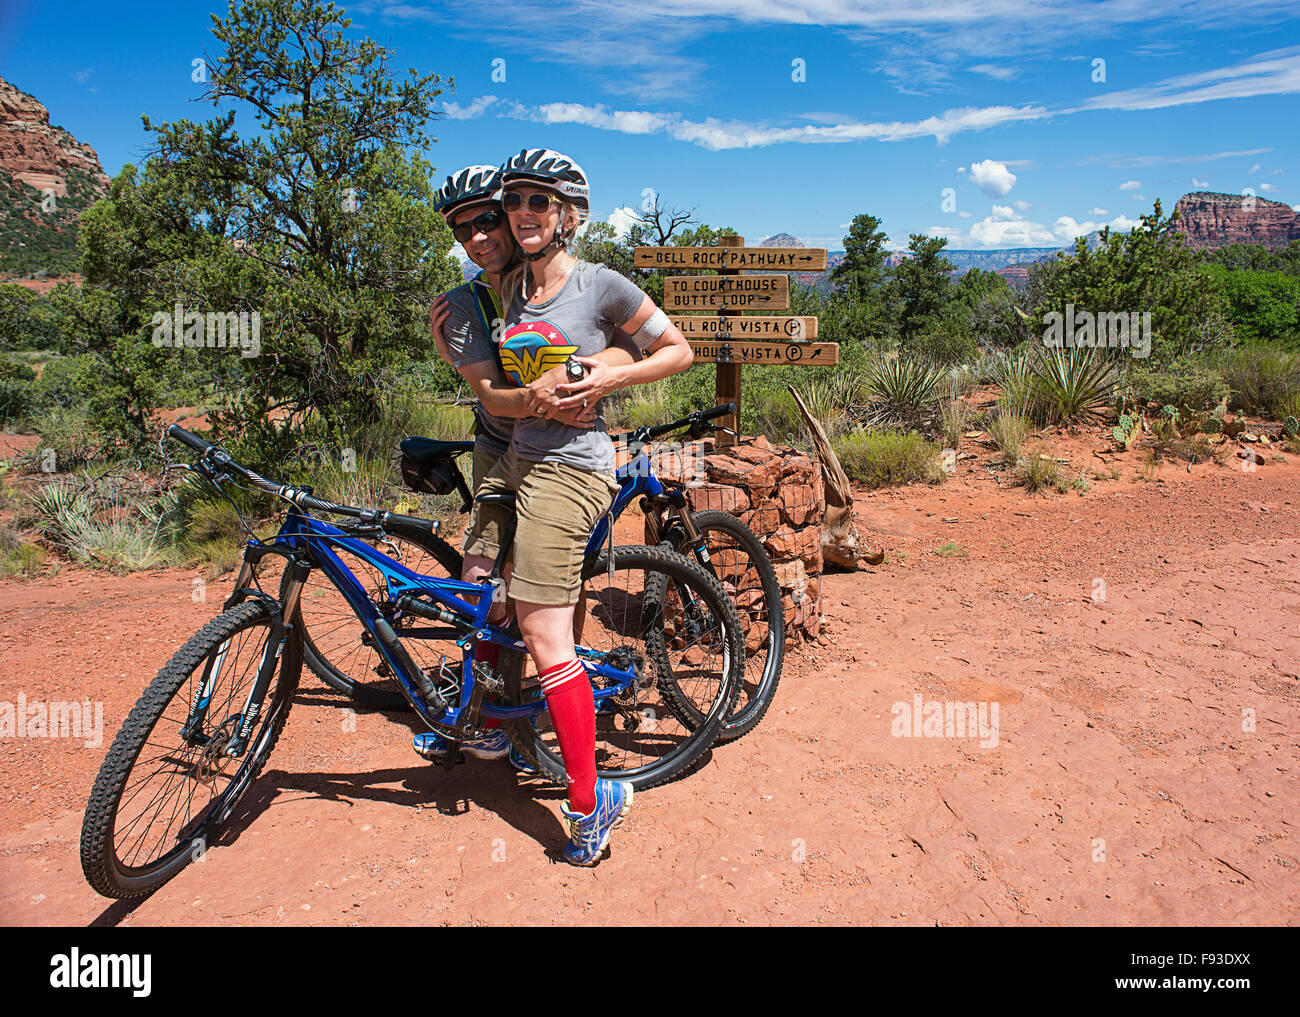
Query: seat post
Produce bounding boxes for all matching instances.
[474,492,518,581]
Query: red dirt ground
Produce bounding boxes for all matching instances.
[1,442,1297,926]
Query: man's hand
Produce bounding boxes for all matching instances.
[429,294,452,361]
[522,364,568,417]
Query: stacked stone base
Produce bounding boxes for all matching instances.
[655,435,824,643]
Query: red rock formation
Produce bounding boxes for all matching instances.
[1172,191,1300,250]
[1,75,110,196]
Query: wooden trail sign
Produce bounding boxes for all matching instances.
[634,234,831,447]
[688,341,839,366]
[671,315,818,340]
[634,247,827,271]
[664,274,789,312]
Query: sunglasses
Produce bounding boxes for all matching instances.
[502,191,561,215]
[451,208,506,243]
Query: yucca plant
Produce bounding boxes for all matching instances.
[1031,347,1119,425]
[864,355,947,428]
[992,347,1037,417]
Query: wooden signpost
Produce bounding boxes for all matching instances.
[664,274,790,312]
[636,234,831,447]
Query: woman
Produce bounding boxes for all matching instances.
[464,148,694,865]
[416,165,636,767]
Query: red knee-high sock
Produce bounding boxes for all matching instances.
[538,659,596,814]
[476,641,503,729]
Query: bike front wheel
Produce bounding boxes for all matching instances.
[80,599,301,899]
[505,545,744,791]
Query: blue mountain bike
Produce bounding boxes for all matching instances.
[80,424,744,900]
[300,404,785,742]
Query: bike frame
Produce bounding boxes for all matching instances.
[251,510,641,734]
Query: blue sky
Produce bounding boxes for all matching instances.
[2,0,1298,251]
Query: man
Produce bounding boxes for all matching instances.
[414,164,637,764]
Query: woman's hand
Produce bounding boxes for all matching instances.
[429,295,452,361]
[553,356,621,412]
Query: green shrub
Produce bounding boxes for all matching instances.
[988,408,1031,466]
[907,317,978,366]
[1217,344,1300,418]
[1016,450,1064,493]
[831,428,945,488]
[25,405,104,472]
[1125,357,1231,412]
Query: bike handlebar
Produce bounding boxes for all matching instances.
[611,402,737,447]
[165,423,438,534]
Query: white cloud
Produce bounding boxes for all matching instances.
[925,225,965,241]
[957,211,972,218]
[956,166,967,174]
[1131,194,1147,201]
[443,95,501,119]
[1013,199,1032,212]
[1074,147,1272,168]
[1250,163,1262,173]
[1053,217,1092,241]
[990,204,1017,220]
[1260,182,1280,193]
[970,64,1016,80]
[969,158,1017,197]
[1293,205,1300,212]
[605,206,640,239]
[1192,178,1209,187]
[1109,214,1140,230]
[1270,168,1285,175]
[1120,180,1142,191]
[1090,208,1109,216]
[1077,46,1300,114]
[969,215,1056,247]
[438,47,1300,153]
[73,68,93,84]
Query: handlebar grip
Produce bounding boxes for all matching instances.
[168,423,213,454]
[703,402,737,421]
[383,512,438,534]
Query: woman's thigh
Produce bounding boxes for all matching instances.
[509,461,616,606]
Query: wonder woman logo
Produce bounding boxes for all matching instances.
[498,320,576,386]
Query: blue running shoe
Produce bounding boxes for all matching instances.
[412,728,512,761]
[560,779,633,866]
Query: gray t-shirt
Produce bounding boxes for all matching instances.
[443,279,513,455]
[501,261,650,472]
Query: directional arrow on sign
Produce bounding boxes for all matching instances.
[634,247,827,271]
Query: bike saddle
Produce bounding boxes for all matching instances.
[475,491,517,512]
[399,436,475,466]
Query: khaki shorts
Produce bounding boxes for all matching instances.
[463,447,617,606]
[472,440,503,493]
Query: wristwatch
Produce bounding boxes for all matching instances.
[565,356,587,382]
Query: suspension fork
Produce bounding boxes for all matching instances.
[652,491,720,638]
[223,558,308,757]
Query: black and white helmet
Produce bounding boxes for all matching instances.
[435,165,502,221]
[499,148,590,226]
